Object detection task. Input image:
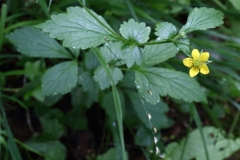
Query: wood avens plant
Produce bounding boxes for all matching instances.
[7,2,224,159]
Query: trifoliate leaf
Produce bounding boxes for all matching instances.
[7,26,71,58]
[36,6,116,49]
[134,67,207,104]
[175,38,190,54]
[180,7,224,33]
[42,61,78,96]
[143,43,178,66]
[79,71,99,92]
[84,51,99,70]
[166,126,240,160]
[93,66,123,90]
[155,22,177,40]
[119,19,151,43]
[123,46,143,68]
[100,42,126,66]
[127,91,173,130]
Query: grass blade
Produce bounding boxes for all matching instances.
[0,95,22,160]
[0,4,7,50]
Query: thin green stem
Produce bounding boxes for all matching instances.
[228,111,240,137]
[0,4,7,50]
[192,104,210,160]
[180,116,193,160]
[92,48,126,160]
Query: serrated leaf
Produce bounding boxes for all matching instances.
[180,7,224,33]
[123,46,143,68]
[120,19,151,43]
[155,22,177,40]
[93,66,123,90]
[7,26,71,58]
[143,43,178,66]
[134,67,207,104]
[36,6,116,49]
[166,126,240,160]
[42,61,78,96]
[175,38,190,54]
[100,41,126,66]
[128,91,172,130]
[79,71,99,92]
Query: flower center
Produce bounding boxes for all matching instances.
[193,60,202,67]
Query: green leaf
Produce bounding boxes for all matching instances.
[155,22,177,40]
[26,139,66,160]
[100,41,126,66]
[79,71,99,92]
[71,86,98,109]
[143,43,178,66]
[42,61,78,96]
[66,107,88,130]
[128,91,172,129]
[84,50,99,70]
[165,126,240,160]
[119,19,151,43]
[96,148,128,160]
[93,66,123,90]
[24,60,44,81]
[123,46,143,68]
[135,125,161,146]
[101,90,125,120]
[7,26,71,58]
[40,118,65,140]
[180,7,224,33]
[175,38,190,54]
[134,67,207,104]
[36,6,116,49]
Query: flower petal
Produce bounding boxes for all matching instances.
[183,58,193,68]
[191,49,200,60]
[189,67,199,77]
[200,64,209,75]
[199,52,209,62]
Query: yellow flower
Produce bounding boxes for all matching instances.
[183,49,210,77]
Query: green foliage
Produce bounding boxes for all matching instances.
[36,6,116,49]
[119,19,151,43]
[165,126,240,160]
[7,26,71,58]
[42,61,78,95]
[134,67,207,104]
[93,66,123,90]
[180,7,224,33]
[155,22,177,40]
[3,0,240,160]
